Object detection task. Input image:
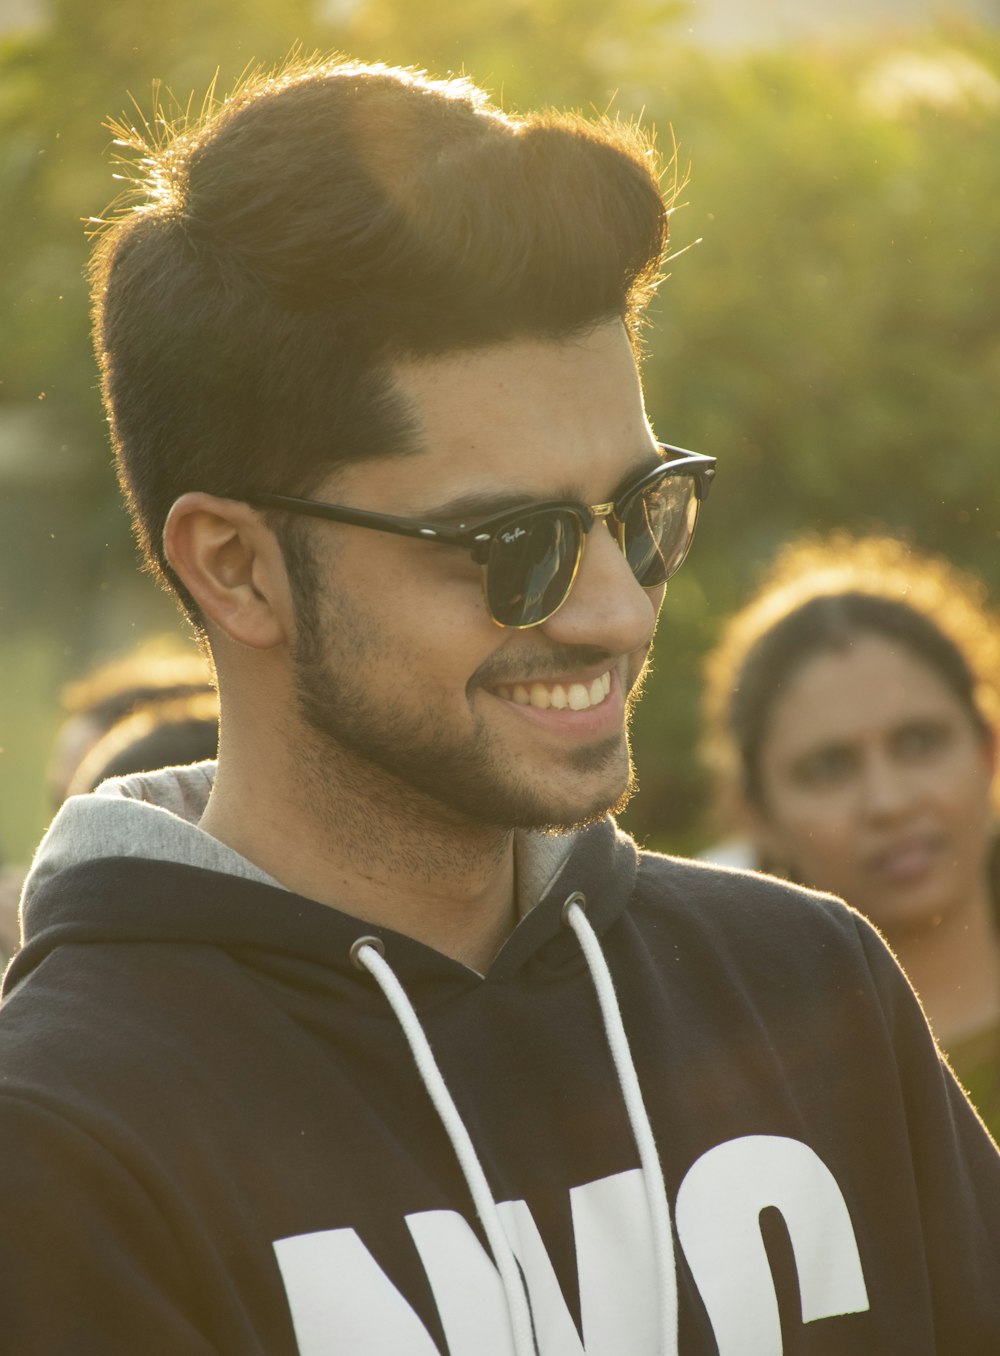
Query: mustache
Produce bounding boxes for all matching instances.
[470,644,641,689]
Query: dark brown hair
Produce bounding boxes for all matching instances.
[89,57,673,619]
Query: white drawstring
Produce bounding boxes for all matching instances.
[350,937,537,1356]
[351,897,677,1356]
[562,893,679,1356]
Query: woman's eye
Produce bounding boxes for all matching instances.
[893,720,951,760]
[790,746,857,789]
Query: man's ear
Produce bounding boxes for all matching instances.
[163,493,292,649]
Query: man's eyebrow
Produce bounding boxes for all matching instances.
[420,487,560,526]
[420,452,665,527]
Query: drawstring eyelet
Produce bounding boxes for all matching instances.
[561,891,587,925]
[350,935,385,969]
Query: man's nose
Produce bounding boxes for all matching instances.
[539,519,663,654]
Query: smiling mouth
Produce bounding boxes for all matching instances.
[493,670,612,711]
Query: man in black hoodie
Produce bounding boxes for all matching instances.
[2,54,999,1355]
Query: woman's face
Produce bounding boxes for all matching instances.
[752,633,996,935]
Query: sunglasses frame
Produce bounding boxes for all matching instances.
[246,444,716,627]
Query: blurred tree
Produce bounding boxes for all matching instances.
[621,31,1000,848]
[0,0,330,637]
[327,0,686,107]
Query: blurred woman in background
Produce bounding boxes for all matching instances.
[701,533,1000,1136]
[0,637,217,970]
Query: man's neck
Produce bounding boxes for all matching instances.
[199,744,519,974]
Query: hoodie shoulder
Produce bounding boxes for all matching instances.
[637,845,856,919]
[19,763,281,944]
[629,845,879,976]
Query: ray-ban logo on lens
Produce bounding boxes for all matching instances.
[500,527,528,544]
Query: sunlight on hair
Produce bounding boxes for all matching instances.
[89,51,508,236]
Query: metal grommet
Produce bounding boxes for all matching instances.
[561,891,587,925]
[350,934,386,969]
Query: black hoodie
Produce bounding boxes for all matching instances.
[1,765,999,1354]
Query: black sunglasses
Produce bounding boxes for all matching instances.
[247,444,716,628]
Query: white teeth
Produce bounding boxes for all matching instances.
[567,683,590,710]
[496,670,612,711]
[529,683,551,709]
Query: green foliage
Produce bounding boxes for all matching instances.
[621,31,1000,848]
[1,1,998,861]
[0,632,64,870]
[329,0,687,109]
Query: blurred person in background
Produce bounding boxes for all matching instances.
[46,636,216,805]
[0,639,217,968]
[63,689,219,799]
[701,532,1000,1136]
[0,53,998,1355]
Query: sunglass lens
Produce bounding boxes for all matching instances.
[486,509,581,627]
[622,474,700,587]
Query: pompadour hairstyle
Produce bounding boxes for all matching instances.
[88,56,674,614]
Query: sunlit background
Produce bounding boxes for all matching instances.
[2,0,998,866]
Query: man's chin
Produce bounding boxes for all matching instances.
[524,759,636,835]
